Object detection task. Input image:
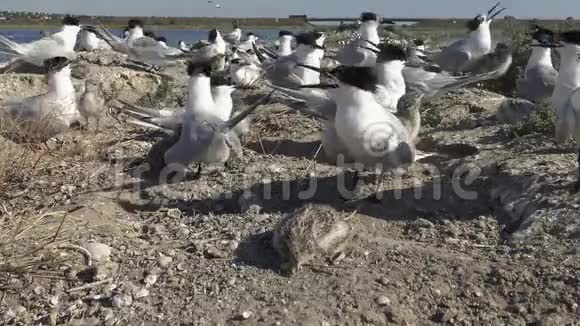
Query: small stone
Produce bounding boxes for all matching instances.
[33,285,45,296]
[378,277,390,286]
[444,237,460,245]
[101,308,114,321]
[84,317,100,326]
[166,208,181,218]
[49,295,59,307]
[158,256,173,268]
[240,311,254,320]
[85,243,111,262]
[176,263,186,271]
[133,288,149,299]
[415,218,435,228]
[111,294,133,308]
[376,295,391,306]
[228,241,239,251]
[204,246,227,259]
[144,274,158,288]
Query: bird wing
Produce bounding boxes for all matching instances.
[433,39,472,72]
[516,66,557,103]
[335,41,375,66]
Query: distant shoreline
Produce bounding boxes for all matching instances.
[0,24,308,30]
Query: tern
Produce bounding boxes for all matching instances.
[87,19,186,68]
[138,59,273,178]
[79,80,107,132]
[0,56,80,142]
[433,2,506,72]
[229,48,262,88]
[178,40,191,53]
[155,36,185,55]
[223,21,243,45]
[533,28,580,191]
[277,31,295,57]
[237,32,260,53]
[516,27,558,103]
[249,31,326,87]
[335,12,381,67]
[76,29,112,52]
[0,15,84,69]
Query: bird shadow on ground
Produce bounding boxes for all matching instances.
[115,170,494,224]
[234,230,283,272]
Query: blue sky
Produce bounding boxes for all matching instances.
[1,0,577,19]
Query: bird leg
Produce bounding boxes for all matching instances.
[367,171,385,203]
[95,119,100,133]
[194,163,203,180]
[575,149,580,192]
[340,170,359,202]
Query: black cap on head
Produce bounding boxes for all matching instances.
[247,32,255,37]
[361,12,379,22]
[208,29,219,42]
[413,39,425,46]
[187,59,216,77]
[377,43,407,62]
[127,19,144,29]
[333,66,378,92]
[296,32,324,49]
[44,57,71,73]
[144,30,156,38]
[211,73,234,87]
[560,30,580,45]
[466,15,485,31]
[62,15,80,26]
[155,36,167,43]
[531,25,557,46]
[279,30,293,37]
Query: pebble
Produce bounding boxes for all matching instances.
[204,246,227,259]
[158,256,173,268]
[133,288,149,299]
[144,274,159,288]
[376,295,391,306]
[415,218,435,229]
[228,241,239,251]
[166,208,181,218]
[111,294,133,308]
[101,308,114,321]
[240,311,254,320]
[444,237,460,245]
[85,243,111,262]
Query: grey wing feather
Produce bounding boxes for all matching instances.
[433,40,471,72]
[516,65,558,103]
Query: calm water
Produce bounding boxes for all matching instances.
[0,28,294,47]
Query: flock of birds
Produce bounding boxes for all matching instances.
[0,4,580,271]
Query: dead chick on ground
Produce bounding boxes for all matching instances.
[272,203,352,275]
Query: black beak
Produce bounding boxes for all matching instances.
[360,46,380,54]
[487,2,507,21]
[300,83,339,89]
[487,2,501,15]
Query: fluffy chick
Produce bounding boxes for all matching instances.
[272,203,352,275]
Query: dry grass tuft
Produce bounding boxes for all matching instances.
[0,209,91,288]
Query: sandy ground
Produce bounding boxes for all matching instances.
[0,51,579,326]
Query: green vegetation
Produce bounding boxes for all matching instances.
[509,106,558,136]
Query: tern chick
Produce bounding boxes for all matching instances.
[272,203,352,275]
[79,80,107,132]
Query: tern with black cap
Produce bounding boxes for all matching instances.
[433,2,506,72]
[335,12,381,67]
[0,15,87,69]
[0,56,80,142]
